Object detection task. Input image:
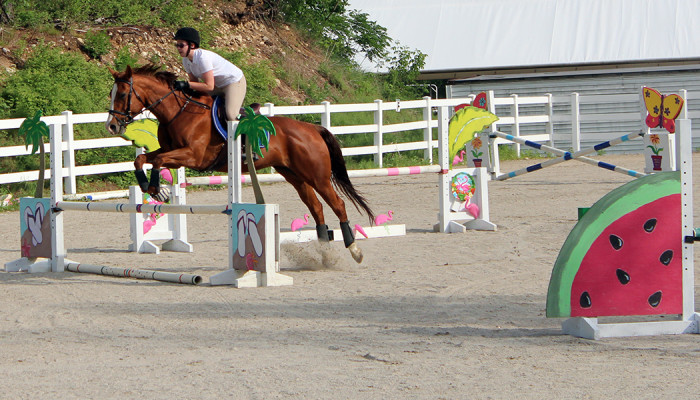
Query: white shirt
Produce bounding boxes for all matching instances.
[182,48,244,88]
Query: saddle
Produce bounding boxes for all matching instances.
[211,97,266,163]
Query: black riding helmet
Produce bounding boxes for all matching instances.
[174,27,200,48]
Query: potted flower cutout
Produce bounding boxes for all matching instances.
[471,136,484,167]
[647,134,663,171]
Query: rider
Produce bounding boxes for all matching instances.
[173,27,247,122]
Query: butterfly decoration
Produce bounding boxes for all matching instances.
[642,87,684,133]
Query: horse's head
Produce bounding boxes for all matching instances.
[106,65,151,136]
[106,65,210,136]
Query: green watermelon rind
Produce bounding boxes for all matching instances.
[546,171,681,318]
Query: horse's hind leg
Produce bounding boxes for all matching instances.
[312,180,364,264]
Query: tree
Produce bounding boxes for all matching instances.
[266,0,391,63]
[18,109,50,198]
[234,107,276,204]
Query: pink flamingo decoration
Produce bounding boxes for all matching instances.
[353,224,368,239]
[464,202,480,219]
[452,150,465,166]
[291,213,310,232]
[374,210,393,226]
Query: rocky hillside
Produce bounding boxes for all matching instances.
[0,1,328,104]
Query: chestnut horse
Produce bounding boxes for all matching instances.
[105,65,373,263]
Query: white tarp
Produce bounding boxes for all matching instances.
[348,0,700,73]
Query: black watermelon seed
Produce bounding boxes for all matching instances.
[579,292,592,308]
[643,218,657,232]
[616,269,630,285]
[648,291,662,307]
[609,234,623,250]
[659,250,674,266]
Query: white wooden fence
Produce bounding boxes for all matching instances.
[1,91,695,197]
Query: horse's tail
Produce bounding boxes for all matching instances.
[319,126,375,224]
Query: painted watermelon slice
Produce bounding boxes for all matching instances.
[546,171,683,318]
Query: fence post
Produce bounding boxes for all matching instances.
[374,99,383,168]
[61,111,76,195]
[422,96,433,162]
[545,93,554,147]
[511,94,520,157]
[264,102,275,117]
[321,101,331,128]
[571,92,581,151]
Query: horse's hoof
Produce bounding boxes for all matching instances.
[348,242,363,264]
[151,187,171,203]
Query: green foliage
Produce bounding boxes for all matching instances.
[113,45,139,71]
[3,0,201,29]
[83,30,111,59]
[381,45,427,99]
[0,44,111,118]
[270,0,391,63]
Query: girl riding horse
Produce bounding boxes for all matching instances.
[105,65,374,263]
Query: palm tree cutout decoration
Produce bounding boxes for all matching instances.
[234,106,276,204]
[19,110,50,198]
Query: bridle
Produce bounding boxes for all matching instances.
[108,76,210,129]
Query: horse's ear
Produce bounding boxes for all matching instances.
[108,67,119,78]
[124,65,133,78]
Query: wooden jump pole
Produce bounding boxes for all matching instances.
[65,262,202,285]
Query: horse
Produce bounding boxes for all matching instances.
[105,65,374,263]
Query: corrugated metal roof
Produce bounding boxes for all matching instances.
[349,0,700,76]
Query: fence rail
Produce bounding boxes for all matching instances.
[1,90,696,197]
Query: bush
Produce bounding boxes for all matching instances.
[4,0,202,29]
[83,30,112,59]
[113,45,140,71]
[0,44,111,118]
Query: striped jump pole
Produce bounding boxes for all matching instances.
[54,201,231,215]
[491,131,646,180]
[494,130,645,181]
[66,262,202,285]
[181,165,444,187]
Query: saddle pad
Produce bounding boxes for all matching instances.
[212,96,228,141]
[212,96,271,149]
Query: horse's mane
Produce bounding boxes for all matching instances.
[132,64,178,86]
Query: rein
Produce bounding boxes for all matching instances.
[108,77,211,128]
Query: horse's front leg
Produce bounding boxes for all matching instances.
[134,149,164,194]
[146,147,205,197]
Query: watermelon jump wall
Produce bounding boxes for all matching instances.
[546,119,699,339]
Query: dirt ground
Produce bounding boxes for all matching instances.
[1,154,698,399]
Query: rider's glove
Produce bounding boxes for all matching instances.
[173,80,190,91]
